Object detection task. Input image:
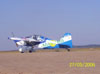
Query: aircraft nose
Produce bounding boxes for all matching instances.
[8,37,11,40]
[8,37,10,39]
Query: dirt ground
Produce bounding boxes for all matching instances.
[0,49,100,74]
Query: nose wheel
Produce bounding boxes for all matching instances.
[19,48,24,53]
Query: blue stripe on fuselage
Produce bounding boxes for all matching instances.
[14,40,21,43]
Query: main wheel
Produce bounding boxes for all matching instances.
[29,50,33,53]
[19,48,24,53]
[67,48,70,52]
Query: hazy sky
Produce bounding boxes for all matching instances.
[0,0,100,50]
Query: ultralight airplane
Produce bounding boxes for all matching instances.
[8,33,72,53]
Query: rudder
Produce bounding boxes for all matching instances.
[59,33,72,48]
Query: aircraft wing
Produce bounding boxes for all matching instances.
[24,40,41,46]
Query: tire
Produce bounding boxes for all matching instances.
[67,48,70,52]
[29,50,33,53]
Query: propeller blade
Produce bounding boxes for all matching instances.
[11,32,15,37]
[16,43,18,47]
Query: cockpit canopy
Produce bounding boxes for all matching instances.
[25,35,46,41]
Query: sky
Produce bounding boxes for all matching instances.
[0,0,100,50]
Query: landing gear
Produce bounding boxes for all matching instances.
[29,46,34,53]
[19,48,24,53]
[21,51,24,53]
[65,48,70,52]
[29,49,33,53]
[19,46,34,53]
[67,48,70,52]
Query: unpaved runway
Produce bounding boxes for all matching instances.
[0,50,100,74]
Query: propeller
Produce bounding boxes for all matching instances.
[11,32,15,37]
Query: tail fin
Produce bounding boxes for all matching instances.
[59,33,72,48]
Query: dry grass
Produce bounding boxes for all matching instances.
[0,48,100,53]
[0,48,100,74]
[36,48,100,52]
[71,48,100,51]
